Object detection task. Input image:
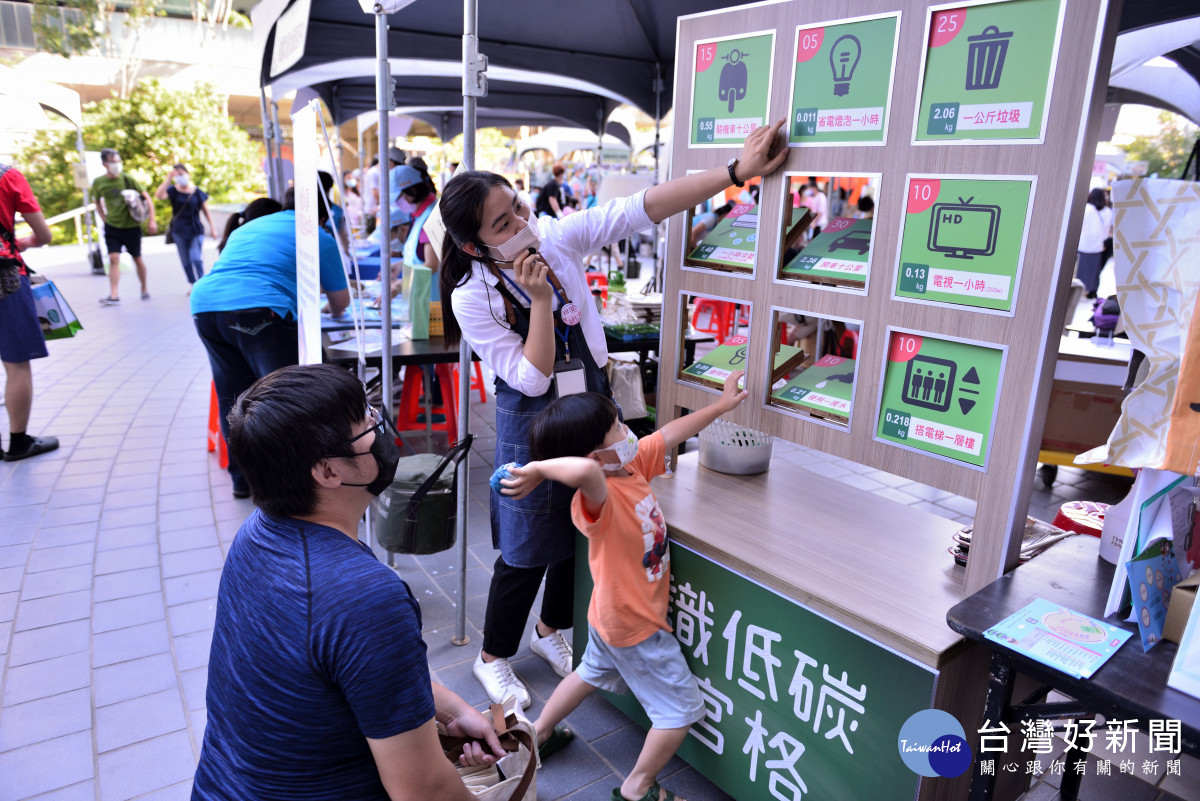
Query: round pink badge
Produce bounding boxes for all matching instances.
[560,302,581,326]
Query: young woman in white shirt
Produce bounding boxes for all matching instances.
[1077,187,1113,299]
[437,121,788,708]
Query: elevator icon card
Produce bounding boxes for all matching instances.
[691,32,775,146]
[788,14,900,146]
[895,176,1033,313]
[876,332,1004,468]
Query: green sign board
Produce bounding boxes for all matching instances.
[789,15,899,146]
[771,355,856,422]
[691,33,775,146]
[915,0,1063,142]
[875,332,1004,468]
[574,536,935,800]
[895,177,1032,311]
[687,202,759,271]
[781,217,872,285]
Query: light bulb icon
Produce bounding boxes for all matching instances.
[829,35,862,97]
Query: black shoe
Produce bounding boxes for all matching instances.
[232,482,252,499]
[4,435,59,461]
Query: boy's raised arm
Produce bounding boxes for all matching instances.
[658,370,749,452]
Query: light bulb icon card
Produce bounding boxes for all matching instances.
[691,32,775,146]
[894,176,1034,312]
[876,332,1004,468]
[789,15,900,146]
[914,0,1065,142]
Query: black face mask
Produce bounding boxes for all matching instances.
[336,408,401,496]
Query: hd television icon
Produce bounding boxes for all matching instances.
[926,196,1000,260]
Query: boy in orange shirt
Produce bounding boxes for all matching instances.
[500,371,748,801]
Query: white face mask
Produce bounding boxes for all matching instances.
[593,424,639,472]
[173,174,190,187]
[106,162,122,176]
[485,220,541,263]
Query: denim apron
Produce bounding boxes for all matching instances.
[490,279,611,568]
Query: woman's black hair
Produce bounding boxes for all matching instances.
[856,194,875,214]
[218,197,283,252]
[408,156,437,195]
[1087,187,1108,211]
[528,393,619,461]
[437,170,515,347]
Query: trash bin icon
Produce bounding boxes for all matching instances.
[965,26,1013,91]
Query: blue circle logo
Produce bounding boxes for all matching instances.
[897,709,972,778]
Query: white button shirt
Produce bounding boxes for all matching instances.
[452,190,653,397]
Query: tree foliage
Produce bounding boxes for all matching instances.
[1119,112,1199,179]
[18,79,265,243]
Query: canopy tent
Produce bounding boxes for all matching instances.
[514,126,631,161]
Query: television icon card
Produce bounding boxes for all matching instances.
[876,332,1004,469]
[894,177,1033,313]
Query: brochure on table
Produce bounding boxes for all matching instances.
[1126,540,1185,652]
[985,598,1133,679]
[686,202,760,272]
[895,177,1033,312]
[789,14,900,146]
[914,0,1064,142]
[690,32,775,146]
[875,331,1003,468]
[782,216,872,284]
[772,354,856,420]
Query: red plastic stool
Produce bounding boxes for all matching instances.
[396,364,459,444]
[691,299,735,344]
[1053,501,1108,538]
[206,382,229,469]
[453,362,489,404]
[585,272,609,306]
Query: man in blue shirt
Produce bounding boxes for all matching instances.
[193,364,505,800]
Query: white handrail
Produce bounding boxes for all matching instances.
[36,203,96,227]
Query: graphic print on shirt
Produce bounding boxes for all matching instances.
[636,493,670,581]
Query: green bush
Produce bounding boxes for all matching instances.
[18,78,265,244]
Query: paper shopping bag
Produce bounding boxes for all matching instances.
[31,281,82,340]
[402,265,432,340]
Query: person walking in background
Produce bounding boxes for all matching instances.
[190,188,349,499]
[0,163,57,460]
[1076,188,1112,299]
[92,148,156,304]
[156,163,215,289]
[362,156,380,235]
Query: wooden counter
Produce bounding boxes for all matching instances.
[655,451,969,667]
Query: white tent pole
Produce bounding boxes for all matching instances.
[269,98,286,199]
[258,89,279,200]
[650,62,663,293]
[455,0,484,647]
[75,126,97,261]
[375,6,394,429]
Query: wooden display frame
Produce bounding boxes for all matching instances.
[661,0,1121,596]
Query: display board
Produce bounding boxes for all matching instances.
[782,216,873,286]
[771,354,857,423]
[686,202,761,272]
[574,537,936,801]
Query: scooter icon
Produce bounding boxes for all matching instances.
[719,49,749,113]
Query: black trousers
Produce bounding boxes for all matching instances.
[481,554,574,658]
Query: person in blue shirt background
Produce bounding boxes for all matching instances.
[190,188,350,499]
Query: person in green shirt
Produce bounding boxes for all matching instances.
[92,148,157,305]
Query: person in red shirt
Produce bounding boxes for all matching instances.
[0,165,56,460]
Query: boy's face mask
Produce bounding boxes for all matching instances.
[484,220,541,264]
[591,424,639,472]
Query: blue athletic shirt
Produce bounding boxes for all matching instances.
[191,509,435,801]
[190,210,347,320]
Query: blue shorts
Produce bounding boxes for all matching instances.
[576,625,705,730]
[104,224,142,258]
[0,275,49,363]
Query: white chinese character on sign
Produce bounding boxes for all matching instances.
[978,720,1011,753]
[814,664,866,753]
[690,676,734,755]
[1149,719,1181,754]
[1105,720,1138,754]
[1021,719,1056,754]
[765,731,808,801]
[722,610,782,702]
[787,650,818,722]
[672,581,714,665]
[1062,720,1096,753]
[743,708,769,782]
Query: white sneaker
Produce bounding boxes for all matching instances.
[530,628,573,678]
[473,653,530,709]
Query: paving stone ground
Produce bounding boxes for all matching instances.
[1,240,1193,801]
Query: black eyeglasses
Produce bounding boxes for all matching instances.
[330,406,385,458]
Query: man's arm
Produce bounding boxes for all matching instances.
[94,192,107,225]
[17,211,52,250]
[658,370,748,452]
[325,288,350,317]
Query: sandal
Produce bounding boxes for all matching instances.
[610,782,678,801]
[537,723,574,761]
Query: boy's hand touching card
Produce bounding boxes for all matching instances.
[717,370,749,412]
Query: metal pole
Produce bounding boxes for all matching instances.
[269,99,285,198]
[455,0,485,647]
[258,89,278,200]
[75,127,97,264]
[650,63,663,293]
[376,6,394,425]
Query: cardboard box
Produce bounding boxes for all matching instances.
[1164,572,1200,644]
[1039,380,1126,454]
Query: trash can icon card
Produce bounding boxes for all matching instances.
[788,14,900,146]
[690,31,775,146]
[876,332,1005,468]
[914,0,1065,142]
[894,176,1034,312]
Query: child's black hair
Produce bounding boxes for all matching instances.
[528,393,618,461]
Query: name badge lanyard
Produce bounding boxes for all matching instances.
[498,271,581,361]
